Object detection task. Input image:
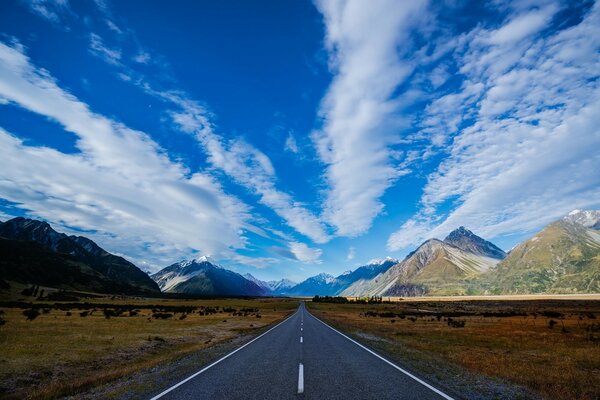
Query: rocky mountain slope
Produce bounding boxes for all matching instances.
[482,211,600,294]
[343,232,502,297]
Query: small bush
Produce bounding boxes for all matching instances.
[65,312,72,316]
[23,308,40,321]
[447,318,466,328]
[79,311,89,317]
[0,317,6,326]
[152,312,173,320]
[179,313,187,320]
[548,319,557,329]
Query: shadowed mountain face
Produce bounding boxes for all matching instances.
[484,213,600,294]
[444,226,506,260]
[151,257,266,296]
[0,217,159,294]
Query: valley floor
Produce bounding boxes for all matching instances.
[308,299,600,400]
[0,286,298,399]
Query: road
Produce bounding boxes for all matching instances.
[150,303,453,400]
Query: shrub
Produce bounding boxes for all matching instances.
[179,313,187,320]
[65,312,72,316]
[23,308,40,321]
[447,318,466,328]
[548,319,557,329]
[0,317,6,326]
[152,312,173,320]
[79,311,89,317]
[542,311,563,319]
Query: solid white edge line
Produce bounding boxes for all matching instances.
[307,310,454,400]
[149,307,300,400]
[298,363,304,394]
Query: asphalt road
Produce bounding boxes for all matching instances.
[150,303,453,400]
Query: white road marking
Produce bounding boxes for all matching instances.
[300,336,303,343]
[149,308,300,400]
[301,327,303,331]
[298,363,304,394]
[308,310,455,400]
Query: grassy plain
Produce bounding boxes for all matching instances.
[309,298,600,400]
[0,285,298,399]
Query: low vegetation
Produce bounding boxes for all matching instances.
[309,299,600,400]
[0,285,297,399]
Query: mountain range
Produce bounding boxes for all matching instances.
[0,217,159,294]
[1,210,599,297]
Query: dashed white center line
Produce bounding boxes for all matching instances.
[298,363,304,394]
[301,327,303,331]
[300,336,303,343]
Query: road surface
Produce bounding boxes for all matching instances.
[150,303,453,400]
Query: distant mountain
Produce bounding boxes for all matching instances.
[343,238,500,297]
[286,273,337,296]
[286,258,399,296]
[444,226,506,259]
[152,257,266,296]
[244,273,273,293]
[242,274,297,295]
[482,211,600,294]
[0,217,159,294]
[267,278,296,294]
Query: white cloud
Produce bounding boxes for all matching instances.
[346,246,355,261]
[487,4,558,45]
[133,51,151,64]
[388,1,600,250]
[313,0,428,237]
[89,33,121,65]
[0,41,252,270]
[289,241,322,264]
[284,132,299,153]
[26,0,71,25]
[165,94,331,244]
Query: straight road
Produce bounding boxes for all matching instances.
[150,303,453,400]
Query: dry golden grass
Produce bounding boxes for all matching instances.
[0,295,298,399]
[309,299,600,400]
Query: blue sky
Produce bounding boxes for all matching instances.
[0,0,599,282]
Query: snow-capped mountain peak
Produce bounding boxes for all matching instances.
[366,256,399,266]
[564,210,600,229]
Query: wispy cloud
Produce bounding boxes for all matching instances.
[313,0,428,237]
[166,95,331,244]
[289,241,322,264]
[284,132,299,153]
[346,246,355,261]
[25,0,71,25]
[0,41,251,270]
[388,1,600,250]
[89,33,121,65]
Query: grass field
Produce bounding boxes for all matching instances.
[309,298,600,400]
[0,286,298,399]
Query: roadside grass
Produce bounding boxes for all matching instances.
[308,299,600,400]
[0,292,298,399]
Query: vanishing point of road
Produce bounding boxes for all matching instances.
[149,303,454,400]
